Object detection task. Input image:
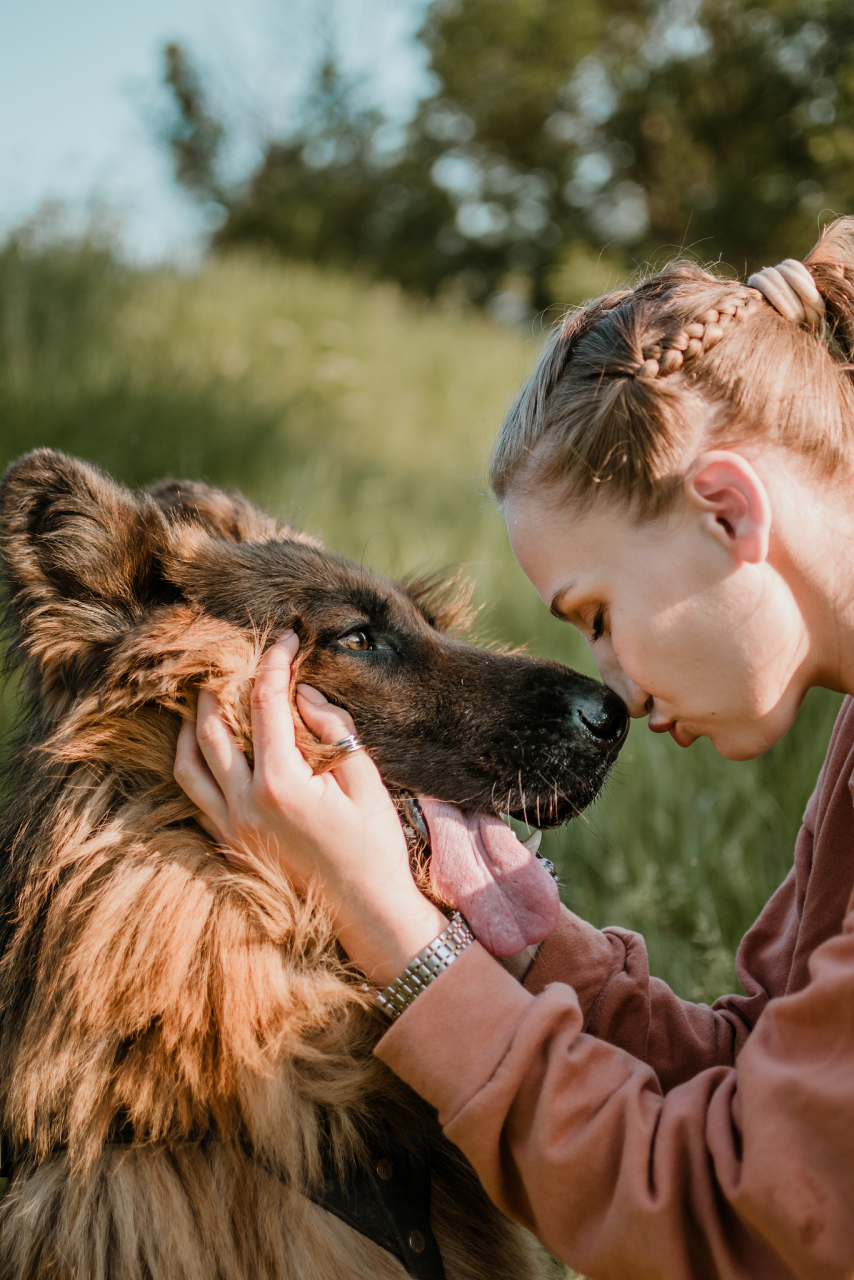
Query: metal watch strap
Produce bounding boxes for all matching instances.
[374,912,475,1020]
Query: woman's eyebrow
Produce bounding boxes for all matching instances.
[549,583,576,620]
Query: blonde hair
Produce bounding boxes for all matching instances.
[490,217,854,517]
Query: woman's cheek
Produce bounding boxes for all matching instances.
[618,613,712,709]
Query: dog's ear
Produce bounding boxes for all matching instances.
[0,450,174,700]
[147,478,283,544]
[402,570,479,635]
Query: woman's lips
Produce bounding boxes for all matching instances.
[650,718,690,747]
[649,718,673,735]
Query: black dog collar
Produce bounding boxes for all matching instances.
[310,1128,446,1280]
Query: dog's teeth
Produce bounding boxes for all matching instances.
[401,796,429,841]
[521,829,542,854]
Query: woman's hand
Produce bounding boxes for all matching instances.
[174,630,447,985]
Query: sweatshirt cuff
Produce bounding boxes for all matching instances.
[374,941,534,1122]
[524,905,628,1020]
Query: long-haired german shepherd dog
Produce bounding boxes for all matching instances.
[0,450,626,1280]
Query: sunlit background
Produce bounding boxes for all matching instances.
[0,0,430,261]
[2,0,850,1003]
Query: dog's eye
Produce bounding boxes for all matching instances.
[339,631,372,651]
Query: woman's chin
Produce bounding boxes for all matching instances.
[713,740,765,761]
[708,722,788,761]
[657,697,801,759]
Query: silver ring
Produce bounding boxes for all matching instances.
[333,734,364,755]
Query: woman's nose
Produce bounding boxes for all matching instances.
[591,646,650,719]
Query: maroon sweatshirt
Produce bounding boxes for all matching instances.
[376,697,854,1279]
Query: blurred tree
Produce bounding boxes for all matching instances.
[213,60,460,297]
[163,43,227,204]
[160,1,626,309]
[160,0,854,309]
[580,0,854,276]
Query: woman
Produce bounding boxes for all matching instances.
[175,218,854,1279]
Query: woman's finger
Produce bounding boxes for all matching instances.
[296,684,389,804]
[174,716,234,836]
[195,689,254,801]
[295,682,356,737]
[196,811,229,848]
[250,630,302,767]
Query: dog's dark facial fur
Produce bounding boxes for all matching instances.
[149,480,629,829]
[2,451,626,831]
[274,588,626,827]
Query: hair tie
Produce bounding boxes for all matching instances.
[747,258,825,330]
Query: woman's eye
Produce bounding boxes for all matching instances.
[591,607,606,643]
[339,631,372,651]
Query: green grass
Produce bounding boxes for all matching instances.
[0,226,842,1003]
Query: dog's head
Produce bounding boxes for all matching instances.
[1,450,626,956]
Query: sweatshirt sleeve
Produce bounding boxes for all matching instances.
[520,724,829,1090]
[522,888,791,1092]
[375,910,854,1280]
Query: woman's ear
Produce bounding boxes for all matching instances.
[684,451,772,564]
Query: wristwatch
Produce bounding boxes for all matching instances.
[373,912,475,1020]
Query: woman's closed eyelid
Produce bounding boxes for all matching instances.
[591,605,607,643]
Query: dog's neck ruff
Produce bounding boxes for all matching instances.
[1,1122,446,1280]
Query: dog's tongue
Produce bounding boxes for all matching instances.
[419,797,560,957]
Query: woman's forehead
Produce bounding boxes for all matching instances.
[506,492,624,595]
[506,487,682,600]
[506,488,637,555]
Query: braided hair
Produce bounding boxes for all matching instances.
[490,217,854,518]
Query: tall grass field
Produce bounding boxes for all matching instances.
[0,225,842,1004]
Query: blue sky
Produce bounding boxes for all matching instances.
[0,0,431,263]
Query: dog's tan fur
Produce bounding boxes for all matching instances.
[0,454,552,1280]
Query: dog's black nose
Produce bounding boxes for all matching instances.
[576,688,628,743]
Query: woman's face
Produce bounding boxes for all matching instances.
[505,484,812,760]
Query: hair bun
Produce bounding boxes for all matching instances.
[747,259,825,330]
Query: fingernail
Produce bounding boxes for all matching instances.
[296,682,326,706]
[277,629,299,656]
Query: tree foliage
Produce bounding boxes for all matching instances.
[163,43,226,204]
[161,0,854,308]
[593,1,854,274]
